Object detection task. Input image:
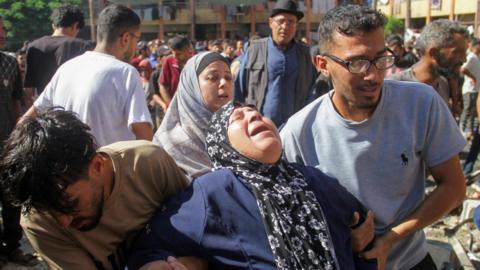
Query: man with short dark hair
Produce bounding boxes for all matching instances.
[0,109,190,270]
[208,39,223,53]
[385,35,417,75]
[24,4,92,99]
[221,39,236,63]
[0,15,38,267]
[281,5,466,270]
[235,0,316,127]
[23,4,153,146]
[388,20,469,107]
[159,35,193,107]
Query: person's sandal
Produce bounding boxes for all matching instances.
[7,249,39,266]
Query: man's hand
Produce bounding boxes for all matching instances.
[138,257,188,270]
[362,231,399,270]
[167,257,189,270]
[351,210,375,253]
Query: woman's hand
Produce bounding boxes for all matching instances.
[351,210,375,253]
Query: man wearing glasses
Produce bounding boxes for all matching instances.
[23,4,153,147]
[281,5,466,270]
[234,0,316,127]
[388,20,468,109]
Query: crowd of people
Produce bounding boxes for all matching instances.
[0,0,478,269]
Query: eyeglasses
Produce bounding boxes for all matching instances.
[322,48,396,74]
[272,18,297,27]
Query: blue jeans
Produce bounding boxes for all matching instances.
[464,130,480,175]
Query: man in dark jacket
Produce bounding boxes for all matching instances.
[235,0,315,127]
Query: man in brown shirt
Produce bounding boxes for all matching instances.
[0,109,194,270]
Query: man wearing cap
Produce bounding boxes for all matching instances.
[234,0,316,127]
[131,41,150,70]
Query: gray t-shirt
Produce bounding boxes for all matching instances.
[388,67,451,106]
[280,80,465,270]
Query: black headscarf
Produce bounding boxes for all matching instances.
[205,102,339,270]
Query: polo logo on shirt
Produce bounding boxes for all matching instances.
[401,152,409,167]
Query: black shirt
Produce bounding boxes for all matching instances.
[0,52,23,143]
[24,35,93,93]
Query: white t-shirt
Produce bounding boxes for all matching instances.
[462,52,480,94]
[35,51,152,146]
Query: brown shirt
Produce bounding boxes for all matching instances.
[21,140,188,270]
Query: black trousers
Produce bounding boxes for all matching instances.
[0,191,22,254]
[410,253,437,270]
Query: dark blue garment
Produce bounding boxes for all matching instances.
[234,37,314,127]
[464,130,480,175]
[261,38,298,127]
[128,166,377,270]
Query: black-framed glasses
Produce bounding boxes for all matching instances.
[322,48,396,74]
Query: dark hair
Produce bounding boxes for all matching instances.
[196,52,230,76]
[16,46,27,56]
[0,109,97,214]
[222,39,235,49]
[209,39,223,47]
[386,35,404,47]
[317,4,386,52]
[96,4,141,45]
[51,4,85,29]
[471,37,480,47]
[416,19,468,55]
[168,35,191,50]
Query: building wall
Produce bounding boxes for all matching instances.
[85,1,335,41]
[377,0,476,21]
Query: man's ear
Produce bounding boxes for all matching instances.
[119,32,129,48]
[88,153,104,177]
[72,22,79,31]
[427,47,439,60]
[315,55,329,77]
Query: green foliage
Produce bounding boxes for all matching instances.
[384,16,405,37]
[0,0,82,51]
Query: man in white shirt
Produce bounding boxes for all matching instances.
[460,37,480,137]
[23,4,153,146]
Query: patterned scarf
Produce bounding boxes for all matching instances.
[205,102,339,270]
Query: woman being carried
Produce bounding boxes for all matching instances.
[129,102,375,270]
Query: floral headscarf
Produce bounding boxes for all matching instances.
[205,102,339,270]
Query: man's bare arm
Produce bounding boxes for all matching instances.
[19,105,38,124]
[159,84,172,107]
[131,122,153,141]
[461,67,477,84]
[24,87,36,109]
